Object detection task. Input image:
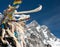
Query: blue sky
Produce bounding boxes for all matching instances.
[0,0,60,38]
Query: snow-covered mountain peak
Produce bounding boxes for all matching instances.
[26,20,60,47]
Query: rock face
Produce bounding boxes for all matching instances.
[26,20,60,47]
[25,20,45,47]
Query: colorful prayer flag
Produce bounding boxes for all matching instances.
[13,0,22,5]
